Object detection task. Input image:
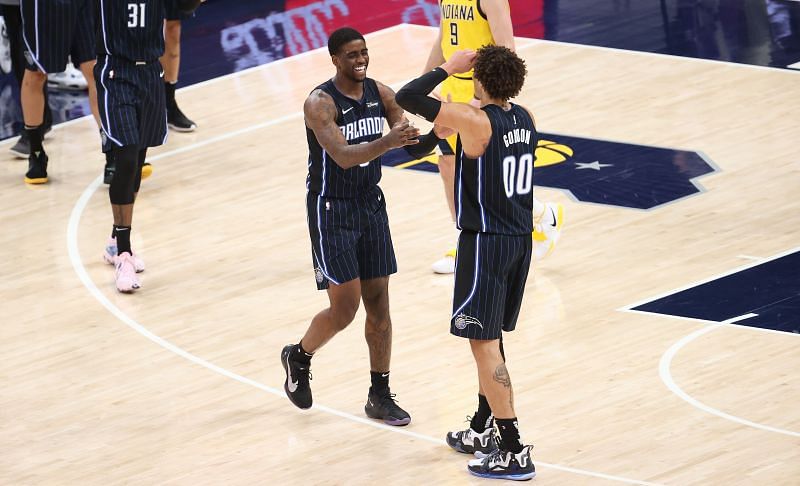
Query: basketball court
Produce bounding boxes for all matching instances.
[1,24,798,485]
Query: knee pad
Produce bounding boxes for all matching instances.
[133,148,147,193]
[109,145,139,205]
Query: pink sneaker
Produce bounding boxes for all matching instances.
[103,237,145,273]
[115,252,141,293]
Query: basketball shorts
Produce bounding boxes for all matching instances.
[95,56,168,151]
[306,186,398,290]
[20,0,94,73]
[164,0,194,21]
[438,75,474,155]
[451,230,532,340]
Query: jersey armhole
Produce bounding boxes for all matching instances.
[476,0,488,20]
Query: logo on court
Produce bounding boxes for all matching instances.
[382,133,717,210]
[454,313,483,330]
[314,267,324,284]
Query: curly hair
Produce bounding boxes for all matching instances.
[328,27,365,56]
[473,45,527,101]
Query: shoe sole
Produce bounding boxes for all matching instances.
[281,347,312,410]
[468,469,536,481]
[24,177,48,184]
[168,123,197,133]
[365,406,411,426]
[10,148,29,159]
[141,164,153,180]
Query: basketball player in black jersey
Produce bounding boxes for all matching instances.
[281,27,448,426]
[397,46,536,479]
[95,0,202,292]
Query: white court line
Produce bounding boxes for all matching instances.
[67,182,660,486]
[659,314,800,438]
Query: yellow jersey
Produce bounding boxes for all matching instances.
[439,0,495,78]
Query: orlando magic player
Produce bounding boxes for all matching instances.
[96,0,202,292]
[281,27,447,426]
[397,46,536,480]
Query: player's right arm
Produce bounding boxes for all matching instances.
[483,0,515,51]
[422,26,446,73]
[304,89,419,169]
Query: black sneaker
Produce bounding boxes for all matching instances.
[10,123,51,159]
[446,420,500,457]
[281,344,312,409]
[168,103,197,132]
[364,388,411,426]
[467,445,536,481]
[103,152,115,184]
[10,132,30,158]
[24,150,48,184]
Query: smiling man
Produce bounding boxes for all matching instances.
[280,27,448,425]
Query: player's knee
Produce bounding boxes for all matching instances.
[469,338,502,360]
[23,69,47,87]
[330,299,360,329]
[109,146,140,205]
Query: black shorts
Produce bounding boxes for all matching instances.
[306,187,398,290]
[95,56,167,151]
[20,0,94,73]
[451,231,532,340]
[164,0,193,21]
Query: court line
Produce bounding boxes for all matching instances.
[659,314,800,438]
[65,109,661,486]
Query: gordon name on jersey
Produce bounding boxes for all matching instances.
[503,127,532,148]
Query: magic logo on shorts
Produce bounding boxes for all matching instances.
[382,133,717,210]
[454,313,483,330]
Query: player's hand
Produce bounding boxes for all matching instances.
[442,49,476,75]
[386,119,421,148]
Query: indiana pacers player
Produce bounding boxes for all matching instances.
[423,0,564,273]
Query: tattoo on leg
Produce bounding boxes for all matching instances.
[366,318,392,370]
[493,363,514,410]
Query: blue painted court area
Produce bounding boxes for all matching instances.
[632,250,800,334]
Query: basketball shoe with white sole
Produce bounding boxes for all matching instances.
[432,248,456,274]
[533,202,564,260]
[467,445,536,481]
[446,423,500,457]
[115,252,141,293]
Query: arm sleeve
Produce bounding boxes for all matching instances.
[395,67,449,122]
[403,129,441,159]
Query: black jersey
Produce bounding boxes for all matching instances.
[96,0,165,63]
[455,103,537,235]
[306,78,385,198]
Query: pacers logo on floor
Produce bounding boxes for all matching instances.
[382,132,716,210]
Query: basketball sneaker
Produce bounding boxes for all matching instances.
[364,388,411,426]
[281,344,313,409]
[24,151,48,184]
[432,248,456,274]
[115,252,141,293]
[141,162,153,179]
[168,103,197,132]
[103,237,145,273]
[446,422,500,457]
[11,122,52,159]
[467,445,536,481]
[47,62,88,91]
[533,202,564,260]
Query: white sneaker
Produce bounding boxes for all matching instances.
[103,237,145,273]
[48,62,88,90]
[533,202,564,260]
[432,248,456,274]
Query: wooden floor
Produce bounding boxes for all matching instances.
[1,24,798,485]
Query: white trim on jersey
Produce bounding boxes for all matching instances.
[456,149,464,229]
[314,152,340,285]
[98,57,123,147]
[452,232,481,318]
[19,0,47,73]
[99,0,112,55]
[478,154,486,231]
